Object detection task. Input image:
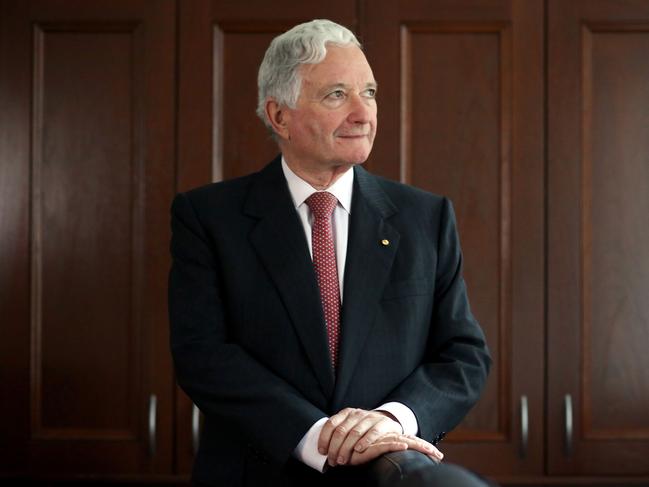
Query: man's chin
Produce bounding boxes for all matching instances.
[353,153,372,165]
[335,139,373,162]
[343,149,373,166]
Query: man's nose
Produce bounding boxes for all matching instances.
[347,93,373,123]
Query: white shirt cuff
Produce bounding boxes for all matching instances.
[293,417,328,472]
[375,402,419,436]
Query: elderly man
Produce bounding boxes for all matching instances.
[169,19,491,487]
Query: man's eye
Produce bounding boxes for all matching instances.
[328,90,345,99]
[364,88,377,98]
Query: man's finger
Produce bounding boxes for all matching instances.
[317,408,354,455]
[349,438,409,465]
[353,416,398,453]
[400,435,444,461]
[351,433,444,465]
[334,415,390,465]
[325,410,368,465]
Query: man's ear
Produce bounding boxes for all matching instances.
[265,99,291,141]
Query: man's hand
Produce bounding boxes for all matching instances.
[318,408,445,467]
[348,433,444,466]
[318,408,442,467]
[318,408,401,466]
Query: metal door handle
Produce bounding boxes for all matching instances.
[520,395,529,458]
[564,394,573,456]
[192,404,201,455]
[148,394,157,457]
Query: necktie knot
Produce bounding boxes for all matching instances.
[306,191,338,220]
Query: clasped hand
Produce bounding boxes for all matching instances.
[317,408,444,467]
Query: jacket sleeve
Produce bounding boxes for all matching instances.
[168,193,325,465]
[382,197,491,442]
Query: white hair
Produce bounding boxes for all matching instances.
[256,19,361,130]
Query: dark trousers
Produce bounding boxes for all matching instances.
[368,451,498,487]
[193,451,497,487]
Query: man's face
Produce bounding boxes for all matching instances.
[281,44,377,170]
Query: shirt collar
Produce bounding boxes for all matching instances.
[281,156,354,214]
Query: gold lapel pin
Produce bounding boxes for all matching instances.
[381,239,390,246]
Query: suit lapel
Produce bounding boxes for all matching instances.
[332,166,400,407]
[244,158,335,399]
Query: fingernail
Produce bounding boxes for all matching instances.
[318,447,325,454]
[337,456,346,465]
[354,442,364,452]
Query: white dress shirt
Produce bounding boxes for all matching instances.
[281,158,419,472]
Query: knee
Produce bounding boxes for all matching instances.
[366,450,436,486]
[366,451,495,487]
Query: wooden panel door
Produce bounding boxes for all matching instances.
[363,0,545,477]
[0,0,175,476]
[548,0,649,476]
[176,0,359,473]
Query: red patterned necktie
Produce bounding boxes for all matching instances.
[305,191,341,371]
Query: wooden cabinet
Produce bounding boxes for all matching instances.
[547,0,649,476]
[0,0,176,477]
[2,0,649,484]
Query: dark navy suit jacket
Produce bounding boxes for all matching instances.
[169,156,491,486]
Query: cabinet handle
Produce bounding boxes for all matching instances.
[520,395,529,458]
[192,404,201,455]
[148,394,157,457]
[564,394,573,456]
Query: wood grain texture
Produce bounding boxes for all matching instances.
[548,0,649,475]
[583,26,649,438]
[0,0,175,476]
[32,23,139,439]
